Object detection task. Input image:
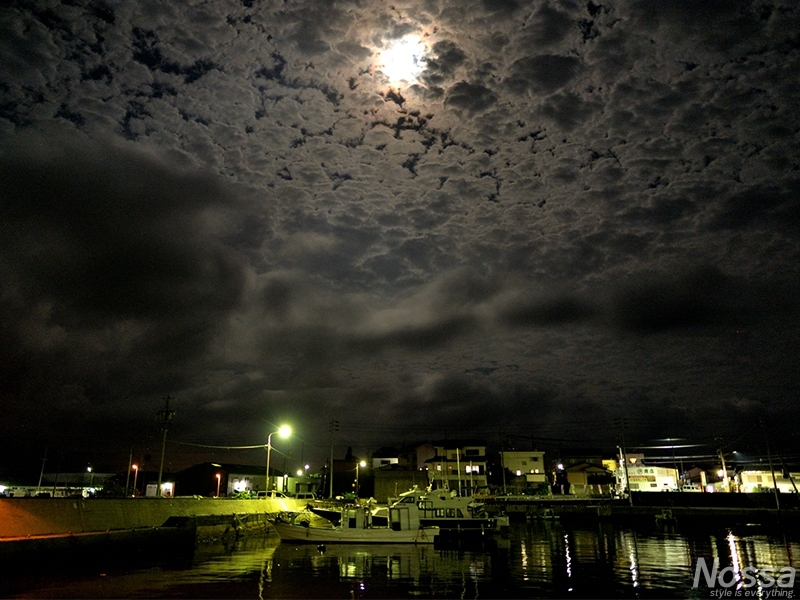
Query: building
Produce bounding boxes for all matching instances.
[615,456,679,493]
[174,462,319,497]
[371,447,402,469]
[426,439,487,495]
[562,462,615,496]
[736,470,800,494]
[501,450,548,492]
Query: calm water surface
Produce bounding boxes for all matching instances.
[4,520,799,599]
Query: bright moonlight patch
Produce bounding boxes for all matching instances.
[379,36,426,83]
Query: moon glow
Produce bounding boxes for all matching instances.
[379,36,427,83]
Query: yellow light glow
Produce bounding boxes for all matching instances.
[379,36,426,83]
[278,425,291,438]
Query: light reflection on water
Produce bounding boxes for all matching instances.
[4,521,799,599]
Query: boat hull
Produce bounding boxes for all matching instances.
[272,522,438,544]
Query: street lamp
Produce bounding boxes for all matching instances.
[132,464,139,497]
[216,473,221,497]
[356,460,366,498]
[87,466,94,494]
[266,425,291,491]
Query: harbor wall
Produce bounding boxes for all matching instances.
[0,497,301,539]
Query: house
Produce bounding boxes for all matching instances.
[501,450,548,492]
[371,447,402,469]
[563,462,616,496]
[426,439,488,495]
[549,448,616,496]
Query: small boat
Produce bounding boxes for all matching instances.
[272,504,439,544]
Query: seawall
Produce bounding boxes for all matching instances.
[0,496,302,539]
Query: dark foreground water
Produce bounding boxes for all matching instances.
[3,519,798,599]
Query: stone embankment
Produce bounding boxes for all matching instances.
[0,496,304,568]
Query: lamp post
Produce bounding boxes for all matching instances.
[87,466,94,494]
[215,473,221,498]
[266,425,291,491]
[132,464,139,497]
[356,460,366,498]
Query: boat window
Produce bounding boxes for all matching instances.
[401,496,415,503]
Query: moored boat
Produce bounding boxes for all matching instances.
[271,503,439,544]
[378,486,510,534]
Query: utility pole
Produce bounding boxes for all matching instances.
[37,447,48,491]
[329,420,339,499]
[125,447,133,496]
[501,437,507,495]
[616,417,633,507]
[716,441,729,493]
[761,418,780,510]
[157,396,177,498]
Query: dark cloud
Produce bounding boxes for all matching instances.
[0,129,246,416]
[706,184,800,235]
[444,81,498,114]
[499,294,598,327]
[505,55,583,95]
[420,40,468,86]
[611,268,751,334]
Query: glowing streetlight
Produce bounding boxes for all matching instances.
[215,473,221,498]
[132,464,139,496]
[266,425,292,491]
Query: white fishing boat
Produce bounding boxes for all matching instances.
[272,503,439,544]
[378,486,510,534]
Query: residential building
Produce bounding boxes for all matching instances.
[426,439,487,495]
[501,450,548,492]
[563,462,615,496]
[371,447,402,469]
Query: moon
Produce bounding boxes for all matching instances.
[379,36,427,84]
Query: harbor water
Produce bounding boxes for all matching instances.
[3,519,798,598]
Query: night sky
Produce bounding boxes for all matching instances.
[1,0,798,476]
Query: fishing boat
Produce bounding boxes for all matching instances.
[271,503,439,544]
[377,486,510,534]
